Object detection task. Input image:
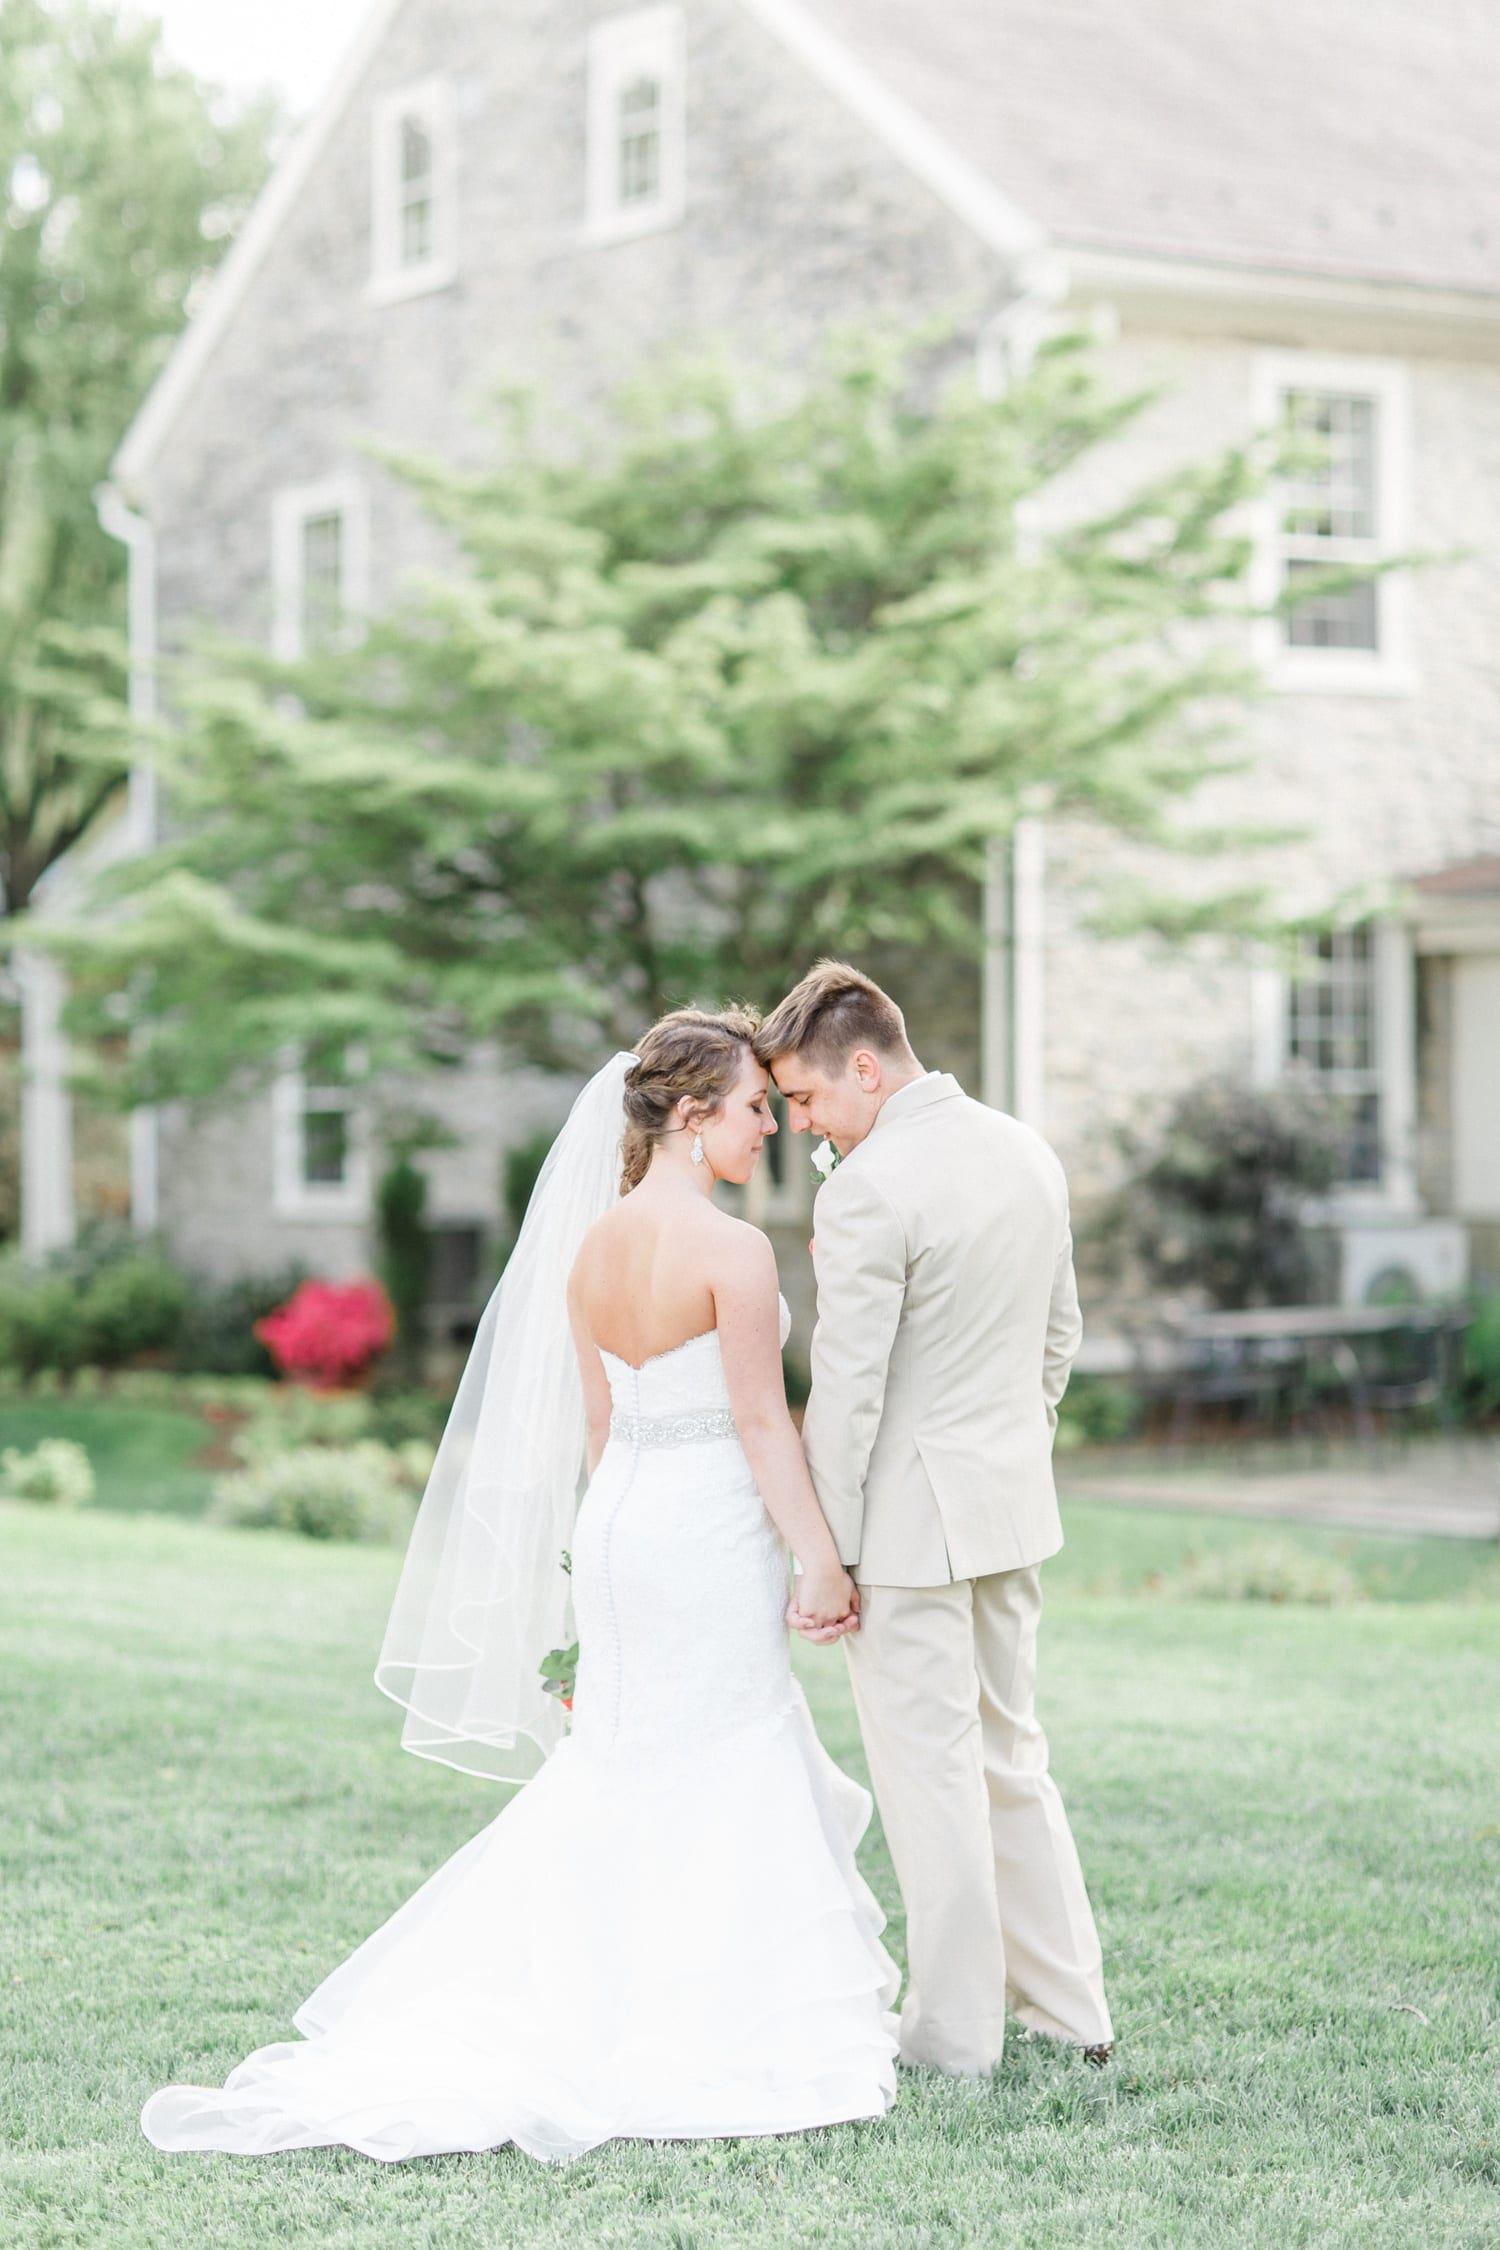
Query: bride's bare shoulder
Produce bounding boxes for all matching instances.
[701,1206,778,1287]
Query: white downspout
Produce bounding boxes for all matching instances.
[976,268,1065,1117]
[18,952,76,1258]
[94,484,160,1232]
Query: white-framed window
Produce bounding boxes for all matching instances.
[272,1045,371,1220]
[270,477,369,662]
[585,6,686,243]
[368,75,456,303]
[1286,925,1383,1185]
[1252,920,1418,1204]
[1250,351,1413,694]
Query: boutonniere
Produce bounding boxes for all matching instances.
[810,1138,841,1182]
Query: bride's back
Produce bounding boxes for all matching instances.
[571,1192,726,1369]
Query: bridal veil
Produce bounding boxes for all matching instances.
[374,1052,634,1782]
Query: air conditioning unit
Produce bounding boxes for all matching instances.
[1337,1214,1470,1305]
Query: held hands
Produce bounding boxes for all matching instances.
[785,1562,861,1644]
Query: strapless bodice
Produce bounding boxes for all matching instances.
[597,1294,791,1433]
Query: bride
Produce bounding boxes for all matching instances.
[142,1007,900,2163]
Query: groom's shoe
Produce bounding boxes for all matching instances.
[1082,2041,1114,2069]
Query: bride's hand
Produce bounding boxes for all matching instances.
[791,1562,859,1633]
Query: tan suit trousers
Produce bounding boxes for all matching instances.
[843,1566,1112,2074]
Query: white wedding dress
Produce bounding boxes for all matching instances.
[142,1302,899,2164]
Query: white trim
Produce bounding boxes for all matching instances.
[1249,963,1287,1089]
[112,0,410,491]
[585,6,686,244]
[1011,816,1046,1131]
[1061,246,1500,340]
[94,487,159,850]
[270,476,370,662]
[271,1057,372,1221]
[367,72,458,305]
[95,484,162,1236]
[1278,919,1416,1209]
[980,833,1011,1109]
[1249,350,1415,697]
[733,0,1043,267]
[19,953,76,1259]
[1373,919,1419,1212]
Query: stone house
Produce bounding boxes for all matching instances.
[25,0,1500,1328]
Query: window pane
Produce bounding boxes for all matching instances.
[619,74,661,203]
[401,114,432,189]
[300,512,343,650]
[1284,559,1379,651]
[1284,390,1378,540]
[401,192,432,266]
[1286,926,1381,1182]
[302,1107,349,1186]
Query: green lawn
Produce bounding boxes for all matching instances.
[2,1504,1497,2249]
[0,1401,215,1517]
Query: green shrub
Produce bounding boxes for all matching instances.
[1,1437,95,1507]
[77,1253,187,1366]
[0,1266,88,1378]
[1156,1538,1362,1606]
[229,1386,379,1463]
[503,1128,558,1236]
[1104,1074,1349,1309]
[376,1157,433,1380]
[209,1441,422,1542]
[367,1385,451,1448]
[1054,1375,1144,1450]
[176,1265,308,1376]
[1461,1289,1500,1420]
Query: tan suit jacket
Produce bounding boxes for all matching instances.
[801,1074,1082,1586]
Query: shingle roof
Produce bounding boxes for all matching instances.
[1412,856,1500,896]
[793,0,1500,293]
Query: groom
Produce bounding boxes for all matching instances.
[756,960,1113,2077]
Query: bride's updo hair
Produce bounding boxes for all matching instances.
[620,1005,762,1193]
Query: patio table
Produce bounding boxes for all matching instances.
[1147,1302,1466,1446]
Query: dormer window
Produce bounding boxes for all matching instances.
[587,7,685,243]
[369,76,455,303]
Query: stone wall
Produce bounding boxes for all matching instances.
[126,0,1500,1286]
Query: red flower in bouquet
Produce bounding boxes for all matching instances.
[255,1278,395,1390]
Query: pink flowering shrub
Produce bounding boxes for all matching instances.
[254,1278,394,1391]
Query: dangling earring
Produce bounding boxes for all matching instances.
[691,1131,705,1167]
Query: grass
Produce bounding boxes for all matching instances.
[0,1401,214,1517]
[2,1504,1498,2249]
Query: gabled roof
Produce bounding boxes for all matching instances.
[114,0,1500,492]
[793,0,1500,294]
[1412,856,1500,897]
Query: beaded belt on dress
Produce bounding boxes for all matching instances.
[609,1407,738,1449]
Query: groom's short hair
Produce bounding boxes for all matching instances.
[755,960,911,1073]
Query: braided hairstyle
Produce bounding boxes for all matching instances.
[620,1006,762,1193]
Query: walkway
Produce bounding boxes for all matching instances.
[1060,1435,1500,1542]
